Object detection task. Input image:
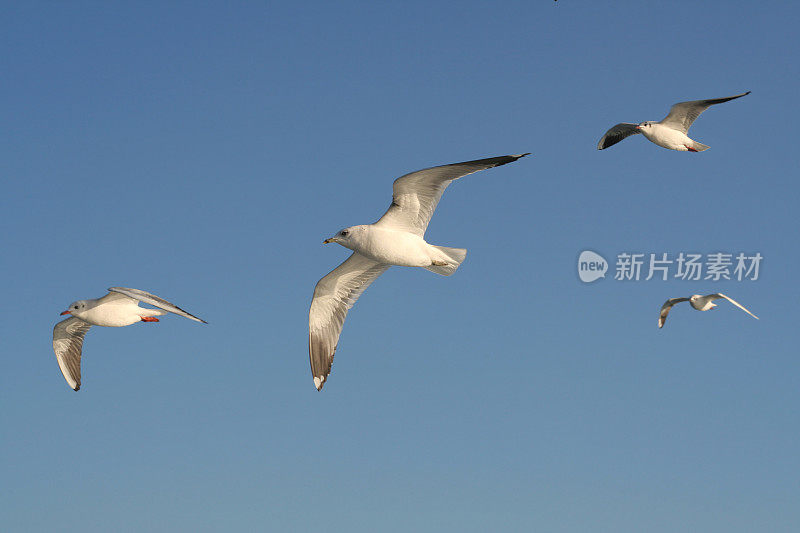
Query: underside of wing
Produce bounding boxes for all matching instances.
[108,287,207,323]
[53,317,92,390]
[597,123,640,150]
[374,153,529,235]
[660,91,751,134]
[709,293,759,320]
[308,253,389,390]
[659,297,689,328]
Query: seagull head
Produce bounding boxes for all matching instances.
[637,121,653,131]
[323,226,362,249]
[61,300,88,317]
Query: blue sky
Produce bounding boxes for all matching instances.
[2,1,799,531]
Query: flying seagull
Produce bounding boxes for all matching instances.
[597,91,750,152]
[53,287,207,390]
[658,293,758,328]
[308,153,530,390]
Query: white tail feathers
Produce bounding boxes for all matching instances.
[693,141,710,152]
[424,246,467,276]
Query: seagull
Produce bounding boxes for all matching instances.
[52,287,207,391]
[597,91,751,152]
[658,293,759,328]
[308,153,530,390]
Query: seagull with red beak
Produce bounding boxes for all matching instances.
[53,287,206,390]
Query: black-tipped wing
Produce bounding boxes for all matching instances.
[597,123,641,150]
[658,297,690,328]
[374,153,530,236]
[707,293,759,320]
[308,253,389,390]
[659,91,750,134]
[53,317,92,390]
[107,287,207,323]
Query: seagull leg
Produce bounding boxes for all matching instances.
[140,316,160,322]
[686,145,698,152]
[431,260,448,266]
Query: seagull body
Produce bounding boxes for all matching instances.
[639,123,704,152]
[658,293,758,328]
[62,292,167,327]
[309,153,529,390]
[597,91,750,152]
[325,225,457,268]
[53,287,206,390]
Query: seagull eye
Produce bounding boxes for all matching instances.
[341,230,348,237]
[74,305,79,309]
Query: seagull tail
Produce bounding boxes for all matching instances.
[424,246,467,276]
[692,141,710,152]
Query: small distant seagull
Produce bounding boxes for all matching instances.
[658,293,758,328]
[53,287,207,390]
[308,153,530,390]
[597,91,751,152]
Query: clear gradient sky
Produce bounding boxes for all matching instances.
[2,2,799,532]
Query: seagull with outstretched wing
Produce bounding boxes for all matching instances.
[658,292,758,328]
[53,287,206,390]
[598,91,750,152]
[309,153,530,390]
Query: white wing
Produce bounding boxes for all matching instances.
[597,123,641,150]
[707,293,759,320]
[308,253,389,390]
[658,297,690,328]
[373,153,529,236]
[659,91,750,134]
[53,317,92,391]
[107,287,207,323]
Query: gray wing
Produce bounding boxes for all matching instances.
[308,253,389,390]
[707,293,759,320]
[53,317,92,391]
[659,91,750,134]
[373,153,530,236]
[107,287,207,323]
[658,297,690,328]
[597,123,641,150]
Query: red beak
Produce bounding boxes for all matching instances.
[60,310,71,315]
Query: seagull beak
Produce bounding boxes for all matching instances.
[60,310,71,315]
[635,125,641,130]
[323,238,334,244]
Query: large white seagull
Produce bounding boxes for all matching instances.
[308,153,529,390]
